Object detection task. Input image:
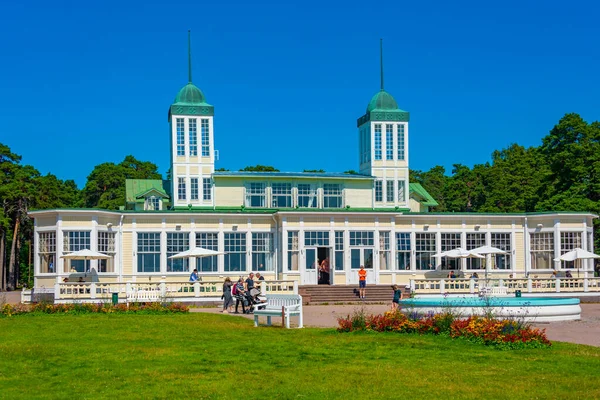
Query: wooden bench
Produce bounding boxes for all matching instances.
[127,288,162,304]
[480,286,509,296]
[253,294,303,329]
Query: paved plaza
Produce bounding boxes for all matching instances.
[2,290,598,347]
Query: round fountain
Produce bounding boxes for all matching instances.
[399,296,581,322]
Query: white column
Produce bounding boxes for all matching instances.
[553,219,561,270]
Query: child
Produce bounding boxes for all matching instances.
[391,285,403,311]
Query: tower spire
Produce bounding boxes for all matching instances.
[188,30,192,83]
[380,38,384,91]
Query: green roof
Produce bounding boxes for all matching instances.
[174,83,207,105]
[125,179,171,203]
[409,183,439,207]
[366,90,399,112]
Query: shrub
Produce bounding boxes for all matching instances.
[1,302,190,317]
[337,309,551,350]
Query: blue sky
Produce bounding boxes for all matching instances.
[1,0,599,187]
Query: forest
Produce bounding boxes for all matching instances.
[1,113,598,290]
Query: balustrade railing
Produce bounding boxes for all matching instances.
[411,277,600,295]
[41,279,298,303]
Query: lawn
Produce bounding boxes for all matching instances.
[1,313,599,399]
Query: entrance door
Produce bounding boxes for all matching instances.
[348,248,375,284]
[317,247,332,285]
[301,248,318,285]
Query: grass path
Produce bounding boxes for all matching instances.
[1,313,599,399]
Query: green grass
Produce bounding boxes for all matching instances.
[1,313,599,399]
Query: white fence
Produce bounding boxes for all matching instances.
[22,280,299,304]
[410,278,600,295]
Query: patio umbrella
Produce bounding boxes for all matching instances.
[61,249,111,275]
[470,246,508,283]
[554,248,600,277]
[168,247,224,259]
[61,249,111,260]
[433,248,485,258]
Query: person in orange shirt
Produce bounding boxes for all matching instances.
[358,265,367,299]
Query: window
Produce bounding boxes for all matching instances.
[167,232,189,272]
[374,124,382,160]
[530,232,553,269]
[350,231,374,246]
[272,183,292,208]
[396,233,411,270]
[323,183,342,208]
[386,181,394,202]
[38,232,56,273]
[560,232,581,269]
[145,196,160,211]
[415,233,435,270]
[288,231,299,271]
[334,231,344,271]
[190,178,199,201]
[178,177,186,201]
[245,182,265,207]
[176,118,185,156]
[201,119,210,156]
[297,184,317,208]
[491,233,511,270]
[397,180,406,203]
[252,233,272,271]
[225,233,246,272]
[137,233,160,273]
[305,231,330,246]
[203,178,212,201]
[441,233,461,270]
[64,231,91,272]
[188,119,197,156]
[379,232,391,270]
[466,233,485,270]
[196,233,218,272]
[397,124,405,160]
[375,180,383,202]
[98,232,116,273]
[386,124,394,160]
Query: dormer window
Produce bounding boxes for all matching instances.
[146,196,161,211]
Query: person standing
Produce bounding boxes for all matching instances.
[222,277,234,313]
[234,278,247,314]
[391,285,403,311]
[358,265,367,299]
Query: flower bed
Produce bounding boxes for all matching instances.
[337,310,551,350]
[1,302,189,317]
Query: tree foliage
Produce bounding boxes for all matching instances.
[241,165,279,172]
[82,155,161,210]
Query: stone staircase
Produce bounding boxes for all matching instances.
[298,285,410,305]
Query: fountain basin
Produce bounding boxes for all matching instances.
[399,296,581,322]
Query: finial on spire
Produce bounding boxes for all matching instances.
[380,38,384,91]
[188,30,192,83]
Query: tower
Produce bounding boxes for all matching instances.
[168,31,215,208]
[357,39,409,208]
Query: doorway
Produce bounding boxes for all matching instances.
[317,247,331,285]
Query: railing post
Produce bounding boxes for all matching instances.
[440,279,445,294]
[194,282,200,297]
[293,281,298,295]
[527,278,532,293]
[54,283,61,300]
[160,279,166,298]
[90,283,96,300]
[469,279,475,294]
[556,278,561,293]
[261,281,267,295]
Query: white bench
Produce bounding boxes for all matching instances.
[127,288,162,304]
[253,294,303,329]
[480,286,509,296]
